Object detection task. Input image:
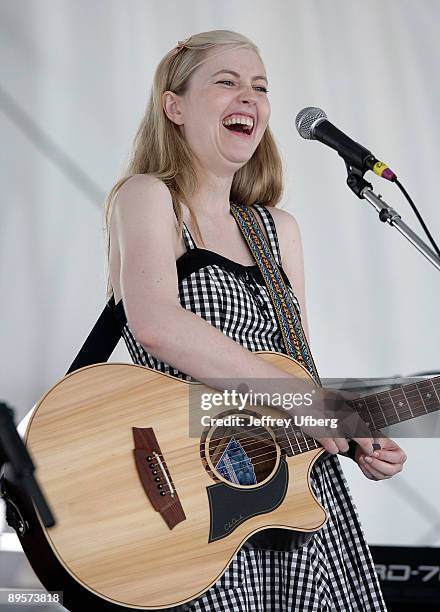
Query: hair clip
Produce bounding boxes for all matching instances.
[172,38,190,56]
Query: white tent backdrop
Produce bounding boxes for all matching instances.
[1,0,439,549]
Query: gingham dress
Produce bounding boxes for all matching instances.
[121,203,387,612]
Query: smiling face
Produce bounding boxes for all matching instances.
[163,45,271,176]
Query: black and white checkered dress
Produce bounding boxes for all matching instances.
[121,204,387,611]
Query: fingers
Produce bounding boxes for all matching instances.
[358,460,378,481]
[318,437,350,455]
[352,437,376,456]
[358,454,404,478]
[371,448,407,464]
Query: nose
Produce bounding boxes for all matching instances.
[237,84,258,104]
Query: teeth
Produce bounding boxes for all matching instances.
[222,115,254,129]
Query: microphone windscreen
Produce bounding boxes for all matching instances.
[295,107,327,139]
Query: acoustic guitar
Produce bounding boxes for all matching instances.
[4,352,439,611]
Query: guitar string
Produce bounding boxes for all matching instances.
[154,442,324,494]
[196,384,434,445]
[185,384,436,449]
[146,394,428,492]
[144,417,382,493]
[156,447,280,493]
[146,384,429,465]
[145,422,320,465]
[144,407,366,465]
[139,383,438,494]
[149,414,337,460]
[137,382,432,466]
[147,433,322,492]
[144,429,329,483]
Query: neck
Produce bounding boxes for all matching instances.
[188,164,235,219]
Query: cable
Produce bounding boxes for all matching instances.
[394,178,440,258]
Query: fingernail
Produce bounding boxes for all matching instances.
[373,451,379,457]
[364,456,372,463]
[359,456,364,462]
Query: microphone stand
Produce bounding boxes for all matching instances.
[345,165,440,272]
[0,402,55,534]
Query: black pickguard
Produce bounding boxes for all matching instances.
[207,457,288,542]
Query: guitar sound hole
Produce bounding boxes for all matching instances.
[207,417,277,486]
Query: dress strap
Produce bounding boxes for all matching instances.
[182,223,197,250]
[251,204,282,266]
[172,201,197,251]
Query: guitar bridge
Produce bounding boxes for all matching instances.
[132,427,185,530]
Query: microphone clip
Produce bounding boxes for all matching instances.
[345,162,373,199]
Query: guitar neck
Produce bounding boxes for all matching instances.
[348,375,440,430]
[279,376,440,457]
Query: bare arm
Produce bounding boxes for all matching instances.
[113,175,297,386]
[112,176,374,455]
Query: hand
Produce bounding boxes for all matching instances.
[354,436,407,480]
[312,388,378,457]
[262,380,379,457]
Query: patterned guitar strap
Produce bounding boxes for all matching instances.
[230,202,322,387]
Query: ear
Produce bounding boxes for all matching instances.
[162,91,184,126]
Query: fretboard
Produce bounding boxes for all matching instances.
[349,376,440,429]
[279,376,440,456]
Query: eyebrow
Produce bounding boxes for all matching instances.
[211,69,268,84]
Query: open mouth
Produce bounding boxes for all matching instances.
[222,117,254,137]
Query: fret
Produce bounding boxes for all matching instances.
[364,397,376,429]
[364,395,386,429]
[352,397,376,429]
[431,377,440,397]
[303,435,319,451]
[348,376,440,432]
[283,376,440,454]
[388,388,413,422]
[377,393,399,426]
[401,387,414,418]
[297,432,311,453]
[376,394,388,426]
[416,380,439,413]
[284,426,320,456]
[283,427,303,456]
[277,427,294,457]
[291,426,307,452]
[416,380,438,412]
[429,378,440,407]
[414,381,430,414]
[291,427,303,453]
[401,383,427,418]
[302,429,311,451]
[284,427,295,455]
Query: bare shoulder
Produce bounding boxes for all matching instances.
[265,205,304,272]
[266,206,301,243]
[111,174,178,249]
[116,173,170,196]
[113,174,174,220]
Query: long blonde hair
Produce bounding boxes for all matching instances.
[104,29,284,299]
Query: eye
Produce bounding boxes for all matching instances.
[216,80,269,93]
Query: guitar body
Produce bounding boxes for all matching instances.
[5,352,327,611]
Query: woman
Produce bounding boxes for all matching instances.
[105,30,406,611]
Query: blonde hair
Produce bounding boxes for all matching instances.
[104,29,284,299]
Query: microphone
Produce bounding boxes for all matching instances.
[295,107,396,182]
